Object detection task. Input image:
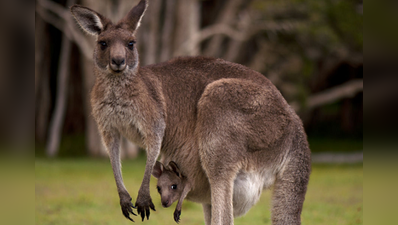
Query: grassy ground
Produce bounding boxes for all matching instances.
[35,154,362,225]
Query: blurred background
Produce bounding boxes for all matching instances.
[35,0,363,158]
[33,0,363,224]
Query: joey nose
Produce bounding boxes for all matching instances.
[162,200,170,208]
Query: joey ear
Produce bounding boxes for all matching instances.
[152,161,164,179]
[70,5,110,35]
[168,161,182,178]
[120,0,148,32]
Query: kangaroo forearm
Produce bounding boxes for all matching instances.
[103,131,128,195]
[177,185,191,210]
[138,142,162,194]
[140,128,164,188]
[139,163,155,194]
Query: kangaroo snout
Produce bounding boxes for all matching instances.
[162,199,171,208]
[110,57,126,72]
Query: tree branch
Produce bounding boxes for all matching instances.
[36,0,93,60]
[177,21,302,56]
[290,79,363,112]
[203,0,246,56]
[223,10,252,62]
[176,24,246,55]
[250,21,302,34]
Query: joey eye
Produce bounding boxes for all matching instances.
[98,41,107,50]
[171,184,177,190]
[157,186,161,193]
[128,41,136,50]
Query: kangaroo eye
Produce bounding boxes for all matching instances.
[98,41,107,50]
[128,41,136,50]
[157,186,161,193]
[171,184,177,190]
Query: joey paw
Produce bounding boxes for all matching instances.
[174,209,181,223]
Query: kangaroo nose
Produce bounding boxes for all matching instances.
[111,58,125,66]
[110,57,126,72]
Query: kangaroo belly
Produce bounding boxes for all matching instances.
[233,170,276,217]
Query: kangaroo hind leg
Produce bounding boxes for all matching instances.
[271,133,311,225]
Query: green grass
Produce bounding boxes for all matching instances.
[35,156,362,225]
[0,157,35,225]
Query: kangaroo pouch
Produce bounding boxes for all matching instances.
[233,170,275,217]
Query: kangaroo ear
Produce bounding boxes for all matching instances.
[152,161,164,179]
[120,0,148,32]
[168,161,182,178]
[70,4,110,35]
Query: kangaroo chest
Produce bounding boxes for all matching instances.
[93,90,145,147]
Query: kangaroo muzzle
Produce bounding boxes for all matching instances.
[110,57,126,72]
[162,199,171,208]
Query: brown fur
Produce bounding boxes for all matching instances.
[71,1,311,224]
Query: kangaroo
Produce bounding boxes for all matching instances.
[71,1,311,224]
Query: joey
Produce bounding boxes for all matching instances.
[152,161,191,223]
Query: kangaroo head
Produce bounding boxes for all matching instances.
[152,161,184,208]
[71,0,148,74]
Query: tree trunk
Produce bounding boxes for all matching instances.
[203,0,244,57]
[46,19,73,157]
[160,0,176,62]
[35,16,51,143]
[144,0,161,65]
[174,0,200,56]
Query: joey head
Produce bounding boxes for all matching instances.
[152,161,191,223]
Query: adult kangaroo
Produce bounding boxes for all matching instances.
[71,1,311,224]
